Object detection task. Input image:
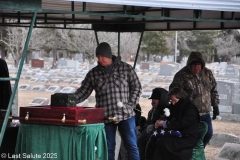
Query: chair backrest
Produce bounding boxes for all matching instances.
[196,121,208,148]
[190,121,208,160]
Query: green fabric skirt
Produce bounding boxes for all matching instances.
[14,123,108,160]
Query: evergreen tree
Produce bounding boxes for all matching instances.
[141,31,170,61]
[186,30,218,58]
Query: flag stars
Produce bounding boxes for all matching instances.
[153,130,158,136]
[161,129,165,135]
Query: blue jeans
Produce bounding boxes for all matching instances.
[200,114,213,148]
[105,116,140,160]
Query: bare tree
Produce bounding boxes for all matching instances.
[56,28,97,64]
[0,26,29,67]
[55,25,125,64]
[0,23,144,66]
[119,32,141,62]
[0,25,54,66]
[214,34,240,62]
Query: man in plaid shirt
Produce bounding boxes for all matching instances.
[74,42,142,160]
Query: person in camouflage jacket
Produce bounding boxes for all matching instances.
[169,51,219,147]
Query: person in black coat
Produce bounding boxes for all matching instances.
[0,58,12,111]
[142,87,169,132]
[152,87,200,160]
[138,87,169,160]
[0,58,17,158]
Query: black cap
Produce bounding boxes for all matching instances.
[148,88,162,100]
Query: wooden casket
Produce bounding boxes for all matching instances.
[17,106,105,126]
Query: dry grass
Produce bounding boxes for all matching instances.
[205,145,221,160]
[205,121,240,160]
[213,121,240,137]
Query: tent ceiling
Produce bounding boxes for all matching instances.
[0,0,240,31]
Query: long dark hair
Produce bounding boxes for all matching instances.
[168,87,188,99]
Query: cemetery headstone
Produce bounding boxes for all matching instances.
[140,62,149,70]
[216,143,240,160]
[159,64,174,76]
[220,62,228,70]
[225,64,239,78]
[216,81,234,113]
[58,58,67,66]
[75,53,83,62]
[210,62,219,69]
[66,60,79,69]
[148,61,154,66]
[209,134,240,147]
[232,82,240,114]
[31,59,44,68]
[239,68,240,81]
[33,52,40,59]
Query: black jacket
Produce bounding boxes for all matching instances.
[153,97,200,160]
[144,88,169,130]
[167,97,200,139]
[0,58,12,110]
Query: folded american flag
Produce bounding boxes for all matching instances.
[152,127,182,138]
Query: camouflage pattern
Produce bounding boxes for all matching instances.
[169,52,219,114]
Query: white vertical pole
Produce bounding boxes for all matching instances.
[175,31,178,63]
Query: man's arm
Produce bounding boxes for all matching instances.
[127,66,142,109]
[74,72,94,104]
[210,71,220,107]
[169,73,182,90]
[209,70,220,120]
[169,72,186,93]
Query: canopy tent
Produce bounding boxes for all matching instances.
[1,0,240,31]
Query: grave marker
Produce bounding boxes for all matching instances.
[216,143,240,160]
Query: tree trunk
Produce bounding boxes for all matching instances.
[88,58,95,65]
[0,49,5,59]
[52,48,58,68]
[161,56,163,62]
[25,51,32,64]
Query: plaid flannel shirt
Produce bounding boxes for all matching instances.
[74,56,142,123]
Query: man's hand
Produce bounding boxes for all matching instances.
[212,106,220,120]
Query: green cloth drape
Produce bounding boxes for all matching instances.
[190,121,208,160]
[14,123,108,160]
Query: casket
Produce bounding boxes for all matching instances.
[17,106,104,126]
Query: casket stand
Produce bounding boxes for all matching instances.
[11,106,108,160]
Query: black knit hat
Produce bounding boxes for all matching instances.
[96,42,112,59]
